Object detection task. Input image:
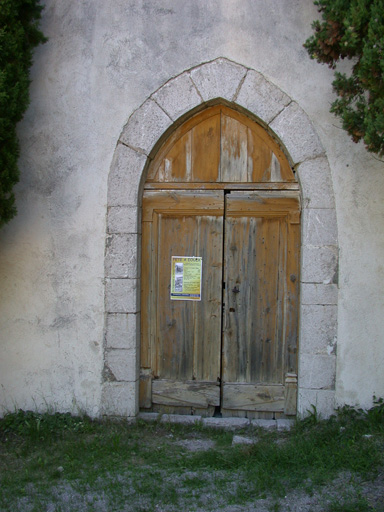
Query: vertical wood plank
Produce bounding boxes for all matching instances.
[221,114,248,182]
[140,220,153,368]
[192,114,221,182]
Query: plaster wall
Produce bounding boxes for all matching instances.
[0,0,383,417]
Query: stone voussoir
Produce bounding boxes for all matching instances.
[270,101,324,164]
[152,72,202,121]
[120,98,173,156]
[190,58,247,102]
[236,69,291,124]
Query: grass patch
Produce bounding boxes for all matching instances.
[0,403,383,511]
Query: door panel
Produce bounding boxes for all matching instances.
[221,192,300,414]
[140,190,224,412]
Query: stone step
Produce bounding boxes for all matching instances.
[137,412,294,431]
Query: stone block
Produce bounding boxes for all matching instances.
[105,234,139,279]
[301,245,338,284]
[105,348,137,382]
[202,417,250,429]
[120,99,173,156]
[152,72,202,121]
[298,388,336,419]
[105,278,138,313]
[236,70,291,124]
[299,353,336,389]
[251,419,277,430]
[101,381,138,417]
[297,157,335,209]
[107,206,140,234]
[138,412,159,422]
[302,209,338,246]
[301,283,338,305]
[105,313,139,350]
[190,58,247,102]
[300,304,337,355]
[160,414,202,425]
[276,419,295,431]
[108,144,146,207]
[270,102,324,164]
[232,435,256,445]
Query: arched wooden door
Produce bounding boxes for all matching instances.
[140,106,300,418]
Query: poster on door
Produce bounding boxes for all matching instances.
[170,256,202,300]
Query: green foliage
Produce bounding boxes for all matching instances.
[0,409,94,440]
[0,0,46,227]
[0,404,383,510]
[304,0,384,157]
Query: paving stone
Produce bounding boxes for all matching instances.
[251,419,277,430]
[160,414,202,425]
[137,412,159,422]
[232,435,256,445]
[276,419,295,431]
[203,417,250,429]
[177,439,216,451]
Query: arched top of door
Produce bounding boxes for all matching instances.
[144,104,297,190]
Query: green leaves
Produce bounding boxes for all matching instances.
[304,0,384,157]
[0,0,46,227]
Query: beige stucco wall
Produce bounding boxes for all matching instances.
[0,0,383,417]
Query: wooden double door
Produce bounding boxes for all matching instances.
[140,189,300,417]
[140,106,300,418]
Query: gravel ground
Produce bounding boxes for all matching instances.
[7,435,384,512]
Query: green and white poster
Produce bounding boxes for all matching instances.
[170,256,202,301]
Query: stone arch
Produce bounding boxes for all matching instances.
[103,58,338,418]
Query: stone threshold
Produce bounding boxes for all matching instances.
[138,412,294,431]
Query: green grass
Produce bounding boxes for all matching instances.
[0,402,383,512]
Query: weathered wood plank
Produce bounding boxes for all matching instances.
[139,374,152,409]
[144,182,300,191]
[221,114,248,182]
[284,373,297,416]
[142,190,224,222]
[222,383,285,412]
[152,380,220,408]
[192,113,221,182]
